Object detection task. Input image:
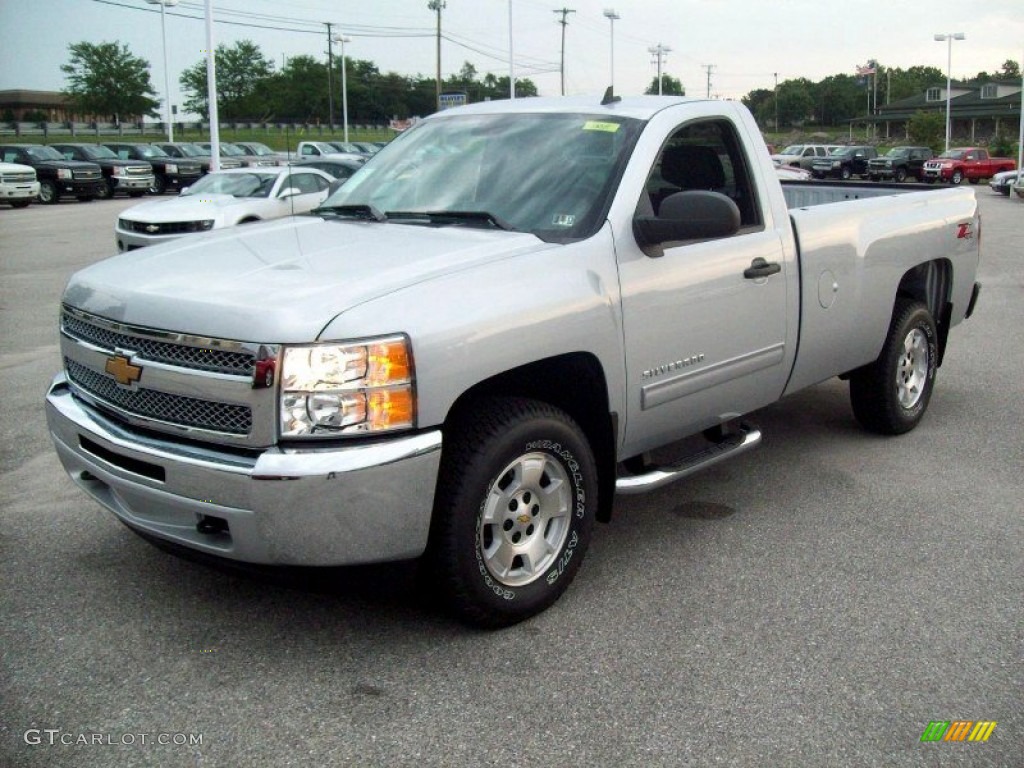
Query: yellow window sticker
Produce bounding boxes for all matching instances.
[582,121,620,133]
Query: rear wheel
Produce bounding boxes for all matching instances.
[428,398,597,628]
[850,299,937,435]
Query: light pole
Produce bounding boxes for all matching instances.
[603,9,619,92]
[428,1,445,111]
[933,32,965,153]
[145,0,179,142]
[773,72,778,131]
[333,34,351,142]
[325,23,335,129]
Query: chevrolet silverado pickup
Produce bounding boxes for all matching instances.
[0,143,102,203]
[0,161,40,207]
[51,143,154,200]
[46,96,982,627]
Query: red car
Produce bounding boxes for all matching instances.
[922,147,1016,185]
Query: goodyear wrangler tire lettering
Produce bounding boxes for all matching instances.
[429,397,597,628]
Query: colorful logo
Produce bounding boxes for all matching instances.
[920,721,997,742]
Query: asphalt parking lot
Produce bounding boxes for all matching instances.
[1,188,1020,767]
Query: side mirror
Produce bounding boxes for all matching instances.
[633,190,741,248]
[278,187,300,199]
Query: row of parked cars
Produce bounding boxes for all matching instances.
[0,139,387,207]
[772,143,1017,185]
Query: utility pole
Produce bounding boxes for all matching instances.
[553,7,575,96]
[773,72,779,130]
[428,1,446,111]
[325,22,335,128]
[603,8,619,92]
[702,63,716,98]
[648,44,671,95]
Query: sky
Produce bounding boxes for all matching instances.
[1,0,1022,120]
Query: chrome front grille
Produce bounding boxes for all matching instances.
[59,306,279,446]
[62,309,254,375]
[126,165,152,175]
[65,358,252,435]
[2,171,35,183]
[73,169,102,181]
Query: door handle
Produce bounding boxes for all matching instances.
[744,257,782,279]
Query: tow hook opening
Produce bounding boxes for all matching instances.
[196,514,229,536]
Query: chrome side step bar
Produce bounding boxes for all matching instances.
[615,422,762,495]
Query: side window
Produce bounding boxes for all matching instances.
[1,149,15,163]
[288,173,320,194]
[640,117,763,232]
[300,145,313,156]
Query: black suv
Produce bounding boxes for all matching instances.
[0,143,103,204]
[51,143,154,199]
[867,146,934,183]
[811,146,878,180]
[102,143,203,195]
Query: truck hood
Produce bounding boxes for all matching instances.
[64,216,555,342]
[119,194,257,222]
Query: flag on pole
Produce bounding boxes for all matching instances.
[856,64,877,76]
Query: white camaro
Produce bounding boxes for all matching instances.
[115,166,334,251]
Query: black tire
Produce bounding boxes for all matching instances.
[97,178,115,200]
[149,174,167,195]
[951,169,963,185]
[849,299,937,435]
[841,167,852,180]
[38,180,59,204]
[895,168,907,183]
[428,397,597,628]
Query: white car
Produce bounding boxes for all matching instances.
[0,161,40,208]
[988,169,1022,196]
[115,167,333,251]
[773,159,811,181]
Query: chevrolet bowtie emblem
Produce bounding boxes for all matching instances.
[105,354,143,387]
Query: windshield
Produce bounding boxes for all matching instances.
[172,144,206,157]
[182,171,278,198]
[828,147,851,156]
[885,148,909,158]
[938,150,965,160]
[134,145,169,158]
[82,145,118,159]
[219,143,246,157]
[780,145,804,155]
[244,143,276,156]
[27,146,64,161]
[322,113,642,241]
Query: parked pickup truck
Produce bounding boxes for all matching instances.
[0,143,103,203]
[46,96,981,628]
[296,141,366,164]
[102,142,203,195]
[0,161,40,207]
[922,147,1015,185]
[811,145,877,180]
[51,143,154,200]
[867,146,934,183]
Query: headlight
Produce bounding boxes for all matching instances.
[57,168,72,180]
[885,160,893,167]
[831,161,841,168]
[280,336,414,438]
[166,163,178,173]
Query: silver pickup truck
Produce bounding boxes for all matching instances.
[46,96,981,627]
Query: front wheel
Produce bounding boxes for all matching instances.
[149,174,167,195]
[849,299,937,435]
[428,398,597,628]
[96,178,115,200]
[895,168,907,183]
[841,167,852,180]
[951,169,963,185]
[38,180,59,204]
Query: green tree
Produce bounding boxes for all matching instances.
[180,40,274,120]
[998,59,1021,80]
[886,65,945,102]
[907,110,945,152]
[814,74,863,124]
[61,41,160,122]
[774,79,815,127]
[644,74,685,96]
[259,55,327,121]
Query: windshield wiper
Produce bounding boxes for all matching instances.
[386,210,516,231]
[313,203,386,222]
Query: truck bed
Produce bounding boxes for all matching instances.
[781,180,940,209]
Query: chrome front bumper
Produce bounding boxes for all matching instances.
[46,373,443,566]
